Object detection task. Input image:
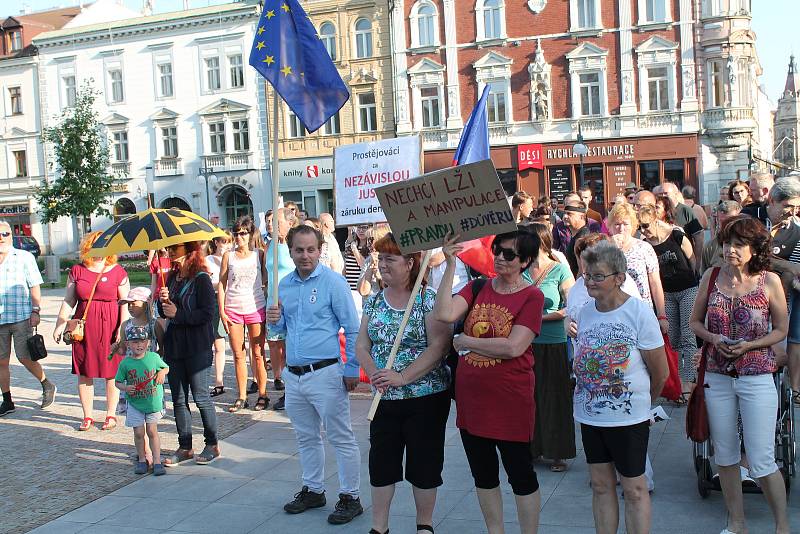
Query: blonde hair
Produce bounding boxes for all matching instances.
[80,231,117,266]
[608,203,639,232]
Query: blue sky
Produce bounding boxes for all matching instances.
[7,0,799,106]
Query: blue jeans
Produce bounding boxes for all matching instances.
[167,357,218,450]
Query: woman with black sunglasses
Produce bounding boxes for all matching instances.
[433,229,545,534]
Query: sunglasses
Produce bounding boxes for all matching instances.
[0,232,10,238]
[639,223,650,230]
[492,245,519,262]
[233,231,250,237]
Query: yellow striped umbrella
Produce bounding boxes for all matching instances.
[88,208,228,257]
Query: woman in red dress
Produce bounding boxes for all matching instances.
[54,232,130,431]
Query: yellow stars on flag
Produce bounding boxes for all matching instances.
[281,3,290,12]
[262,55,275,66]
[280,65,293,77]
[265,10,275,19]
[256,41,265,50]
[258,26,265,35]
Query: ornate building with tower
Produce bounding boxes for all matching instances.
[773,55,800,176]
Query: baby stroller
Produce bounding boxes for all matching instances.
[693,367,796,498]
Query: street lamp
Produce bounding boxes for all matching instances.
[198,165,216,218]
[572,122,589,189]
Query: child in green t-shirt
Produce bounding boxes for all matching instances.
[114,325,169,476]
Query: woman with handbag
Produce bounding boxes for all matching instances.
[689,215,789,534]
[159,240,220,466]
[53,231,130,431]
[637,205,698,403]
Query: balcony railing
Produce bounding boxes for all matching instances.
[111,161,131,175]
[702,107,755,131]
[154,158,183,177]
[202,152,253,172]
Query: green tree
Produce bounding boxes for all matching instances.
[35,81,115,237]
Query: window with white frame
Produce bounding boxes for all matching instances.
[205,57,221,91]
[108,69,124,103]
[9,31,22,52]
[579,73,601,116]
[640,0,668,23]
[702,0,722,17]
[737,58,753,107]
[478,0,504,40]
[323,112,340,135]
[229,54,244,88]
[708,59,724,107]
[647,67,670,110]
[358,92,377,132]
[232,120,249,151]
[487,81,507,123]
[161,126,178,157]
[209,122,226,153]
[9,87,22,115]
[62,74,77,108]
[420,87,441,128]
[355,18,373,59]
[288,111,306,138]
[157,62,174,98]
[411,1,439,48]
[13,150,27,177]
[571,0,602,30]
[112,131,129,161]
[320,22,337,60]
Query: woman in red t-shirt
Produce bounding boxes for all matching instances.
[433,229,544,534]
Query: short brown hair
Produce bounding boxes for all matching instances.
[716,214,772,273]
[286,225,323,249]
[512,191,532,208]
[373,233,422,291]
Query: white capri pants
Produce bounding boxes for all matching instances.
[704,372,779,479]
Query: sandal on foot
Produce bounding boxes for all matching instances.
[675,392,690,406]
[254,396,269,411]
[550,461,568,473]
[78,417,94,431]
[228,398,249,412]
[210,385,225,397]
[164,448,195,467]
[101,416,117,430]
[417,525,434,533]
[195,445,220,465]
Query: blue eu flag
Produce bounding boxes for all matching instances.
[249,0,349,133]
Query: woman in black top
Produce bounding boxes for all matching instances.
[638,205,698,401]
[158,240,220,465]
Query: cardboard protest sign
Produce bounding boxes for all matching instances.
[375,159,516,254]
[334,136,421,226]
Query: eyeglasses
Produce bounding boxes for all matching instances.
[639,223,650,230]
[584,272,620,283]
[356,225,369,231]
[492,245,519,262]
[0,232,10,238]
[233,231,250,237]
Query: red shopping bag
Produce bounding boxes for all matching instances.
[339,332,370,383]
[660,333,681,401]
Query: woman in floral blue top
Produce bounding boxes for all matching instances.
[358,233,452,534]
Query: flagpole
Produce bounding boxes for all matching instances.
[271,88,281,304]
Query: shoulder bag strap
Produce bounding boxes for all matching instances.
[80,263,108,322]
[697,267,721,385]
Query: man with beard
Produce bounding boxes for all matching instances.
[0,221,55,416]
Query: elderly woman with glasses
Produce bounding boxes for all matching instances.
[607,203,669,335]
[218,215,269,413]
[689,215,789,534]
[434,230,545,534]
[573,241,668,534]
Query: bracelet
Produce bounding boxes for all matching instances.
[31,310,40,314]
[657,315,667,320]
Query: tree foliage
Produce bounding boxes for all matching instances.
[35,82,115,225]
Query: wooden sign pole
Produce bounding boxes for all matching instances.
[367,250,432,421]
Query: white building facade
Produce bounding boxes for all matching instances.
[34,0,270,251]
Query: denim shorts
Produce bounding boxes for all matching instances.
[789,290,800,345]
[125,403,163,428]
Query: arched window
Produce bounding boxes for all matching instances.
[160,196,191,212]
[355,18,373,58]
[320,22,336,61]
[222,185,253,223]
[417,3,436,47]
[113,197,136,222]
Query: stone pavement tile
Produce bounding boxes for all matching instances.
[79,525,165,534]
[168,502,277,533]
[216,478,310,507]
[379,485,470,522]
[26,520,87,534]
[444,487,521,523]
[430,518,490,534]
[248,506,371,534]
[99,497,207,530]
[111,473,187,498]
[147,475,250,502]
[539,492,595,528]
[57,495,142,524]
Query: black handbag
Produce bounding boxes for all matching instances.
[27,327,47,361]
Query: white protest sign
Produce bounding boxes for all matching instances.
[334,136,421,226]
[375,159,517,254]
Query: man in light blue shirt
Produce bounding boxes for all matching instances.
[267,224,362,526]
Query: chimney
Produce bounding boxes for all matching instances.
[183,0,190,10]
[21,4,31,14]
[143,0,154,16]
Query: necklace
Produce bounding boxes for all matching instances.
[493,277,526,294]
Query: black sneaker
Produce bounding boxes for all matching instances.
[247,381,258,394]
[274,394,285,411]
[0,400,15,416]
[327,494,363,525]
[284,486,326,514]
[274,377,285,391]
[41,381,57,409]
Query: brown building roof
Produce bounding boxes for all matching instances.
[0,5,82,58]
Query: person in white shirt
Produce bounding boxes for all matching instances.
[427,247,469,293]
[573,242,667,534]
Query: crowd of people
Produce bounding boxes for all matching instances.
[0,172,798,534]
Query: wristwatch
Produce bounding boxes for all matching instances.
[31,306,41,312]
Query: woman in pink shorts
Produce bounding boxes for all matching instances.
[218,216,269,412]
